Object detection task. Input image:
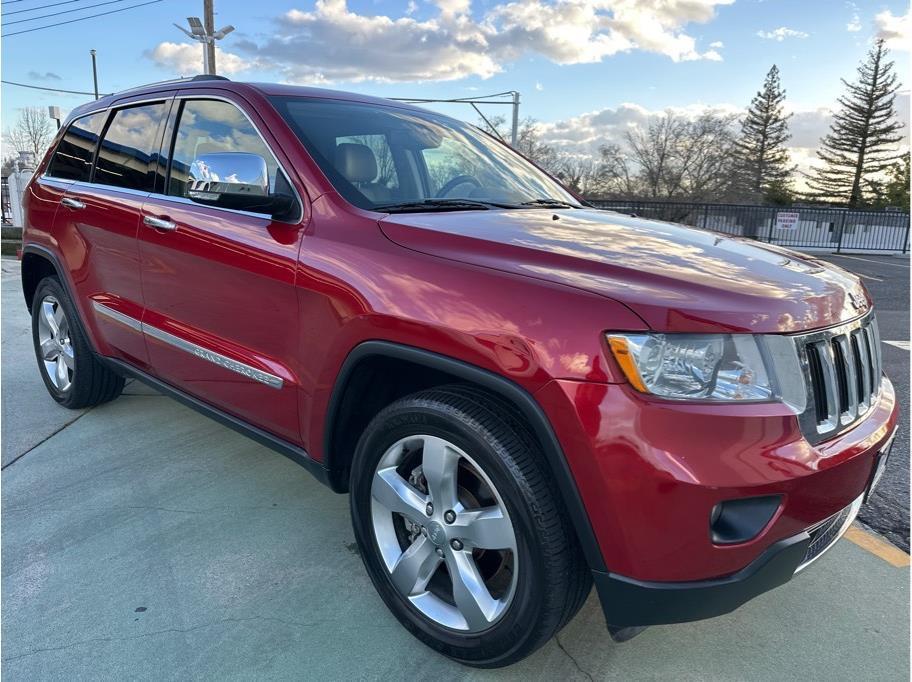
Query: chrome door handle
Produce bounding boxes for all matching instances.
[143,215,177,232]
[61,197,86,210]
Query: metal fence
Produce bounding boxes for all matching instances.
[585,199,911,253]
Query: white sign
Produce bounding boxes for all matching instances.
[775,211,800,230]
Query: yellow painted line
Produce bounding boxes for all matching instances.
[845,525,910,567]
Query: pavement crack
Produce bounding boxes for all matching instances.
[1,615,324,663]
[1,408,93,471]
[556,634,594,682]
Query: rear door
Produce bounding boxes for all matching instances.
[138,95,306,444]
[55,97,171,369]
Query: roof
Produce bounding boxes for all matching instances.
[67,76,429,121]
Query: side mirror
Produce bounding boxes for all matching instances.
[187,152,296,220]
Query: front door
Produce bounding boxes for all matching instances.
[138,96,306,444]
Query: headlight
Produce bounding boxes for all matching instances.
[607,333,781,402]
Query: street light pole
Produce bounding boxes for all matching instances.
[90,49,99,100]
[203,0,216,76]
[174,2,234,76]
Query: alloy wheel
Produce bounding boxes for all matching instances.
[36,295,74,392]
[370,435,518,632]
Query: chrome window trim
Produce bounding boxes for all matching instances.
[37,176,75,189]
[45,94,305,224]
[145,193,277,221]
[168,94,305,224]
[92,302,283,389]
[42,175,278,222]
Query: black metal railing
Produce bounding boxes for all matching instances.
[584,199,911,253]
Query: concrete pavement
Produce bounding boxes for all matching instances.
[2,257,909,679]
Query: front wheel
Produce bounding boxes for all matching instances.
[349,385,590,667]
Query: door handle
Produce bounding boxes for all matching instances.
[143,215,177,232]
[61,197,86,210]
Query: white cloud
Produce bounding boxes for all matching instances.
[535,81,544,91]
[756,27,809,41]
[405,0,418,15]
[846,14,861,32]
[153,0,732,84]
[147,42,259,75]
[874,9,910,51]
[709,40,724,48]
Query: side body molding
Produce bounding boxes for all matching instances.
[325,340,607,572]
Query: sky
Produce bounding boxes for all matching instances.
[1,0,910,172]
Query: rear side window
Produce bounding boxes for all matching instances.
[94,102,167,192]
[167,99,279,198]
[47,112,107,181]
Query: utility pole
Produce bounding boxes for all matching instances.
[90,49,99,100]
[203,0,216,76]
[174,2,234,76]
[510,91,520,148]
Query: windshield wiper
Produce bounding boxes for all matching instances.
[373,198,517,213]
[519,198,582,209]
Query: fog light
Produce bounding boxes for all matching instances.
[710,495,782,545]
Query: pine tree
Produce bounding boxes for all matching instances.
[806,40,904,207]
[732,65,793,202]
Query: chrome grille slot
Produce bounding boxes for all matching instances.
[795,313,881,444]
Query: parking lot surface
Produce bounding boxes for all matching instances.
[820,255,910,551]
[2,255,909,679]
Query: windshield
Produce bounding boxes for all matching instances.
[270,96,581,212]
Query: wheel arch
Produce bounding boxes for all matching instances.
[324,340,607,572]
[21,245,64,313]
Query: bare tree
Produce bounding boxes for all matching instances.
[592,143,638,197]
[624,112,737,201]
[3,107,55,160]
[553,156,599,195]
[480,115,560,174]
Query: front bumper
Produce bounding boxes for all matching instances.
[534,374,898,626]
[592,493,865,627]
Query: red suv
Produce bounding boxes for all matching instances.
[21,76,897,667]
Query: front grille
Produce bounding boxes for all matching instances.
[795,496,862,573]
[796,313,882,443]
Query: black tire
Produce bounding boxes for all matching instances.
[31,276,124,409]
[350,384,591,667]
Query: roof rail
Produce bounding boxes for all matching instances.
[102,74,232,99]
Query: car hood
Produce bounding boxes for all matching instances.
[378,208,870,333]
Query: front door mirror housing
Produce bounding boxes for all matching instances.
[187,152,296,220]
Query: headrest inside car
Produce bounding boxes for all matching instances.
[335,143,378,184]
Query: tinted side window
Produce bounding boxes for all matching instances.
[47,112,107,181]
[168,99,279,198]
[94,102,167,192]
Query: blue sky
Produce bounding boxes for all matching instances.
[2,0,909,164]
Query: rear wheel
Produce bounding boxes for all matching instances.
[349,385,590,667]
[31,277,124,409]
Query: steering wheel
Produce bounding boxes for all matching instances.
[436,174,481,198]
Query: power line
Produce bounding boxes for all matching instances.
[2,0,163,36]
[1,79,111,96]
[6,0,90,16]
[6,0,137,24]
